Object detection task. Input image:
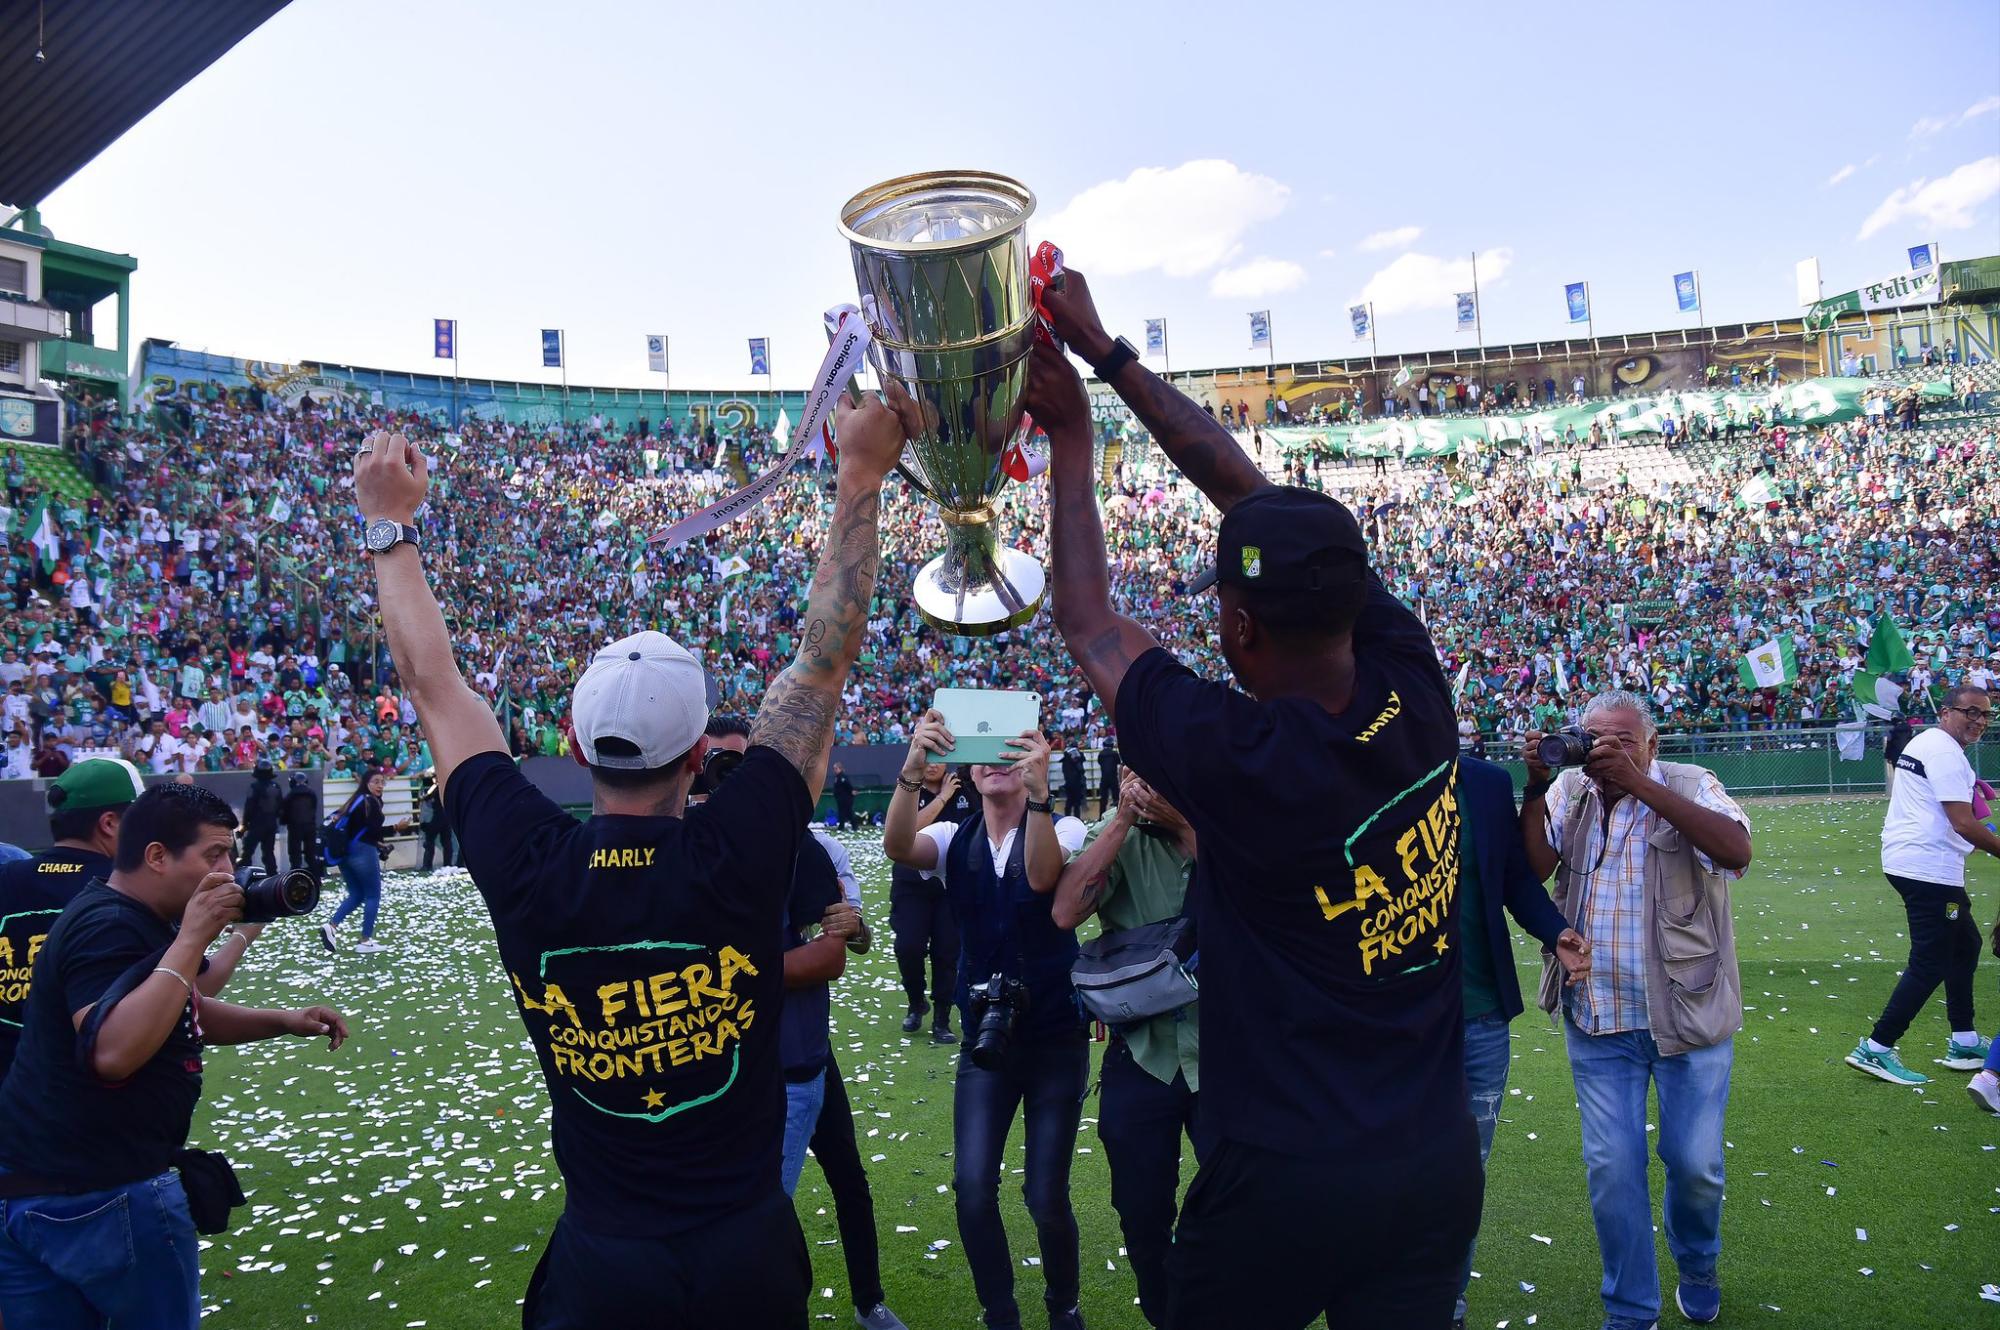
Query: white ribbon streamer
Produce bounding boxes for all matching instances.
[648,304,873,548]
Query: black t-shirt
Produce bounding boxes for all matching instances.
[0,847,113,1078]
[1117,572,1466,1159]
[779,833,840,1081]
[445,746,809,1237]
[0,881,204,1189]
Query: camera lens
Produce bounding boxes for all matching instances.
[241,870,322,923]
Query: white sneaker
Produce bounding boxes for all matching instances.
[354,939,387,954]
[318,923,336,953]
[1970,1070,2000,1116]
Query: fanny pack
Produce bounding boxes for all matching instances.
[1070,916,1198,1028]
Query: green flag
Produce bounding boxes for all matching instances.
[1738,636,1798,690]
[1863,616,1914,675]
[25,497,60,574]
[1853,671,1904,719]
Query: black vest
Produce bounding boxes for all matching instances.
[942,809,1082,1039]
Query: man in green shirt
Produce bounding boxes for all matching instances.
[1050,771,1205,1328]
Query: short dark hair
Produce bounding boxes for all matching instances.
[1234,567,1367,646]
[49,803,122,844]
[114,782,238,872]
[1945,682,1991,710]
[704,714,751,740]
[588,736,694,791]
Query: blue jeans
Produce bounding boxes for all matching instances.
[953,1031,1088,1327]
[779,1070,827,1198]
[0,1170,201,1329]
[1564,1023,1733,1329]
[328,841,382,938]
[1456,1012,1511,1321]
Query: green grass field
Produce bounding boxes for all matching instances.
[191,798,1999,1329]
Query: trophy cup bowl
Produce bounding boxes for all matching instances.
[839,171,1045,637]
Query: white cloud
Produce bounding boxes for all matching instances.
[1857,155,2000,239]
[1209,257,1307,298]
[1354,248,1513,316]
[1910,95,2000,138]
[1040,160,1289,278]
[1825,163,1857,187]
[1357,225,1422,252]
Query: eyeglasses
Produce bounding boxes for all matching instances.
[1949,705,1992,723]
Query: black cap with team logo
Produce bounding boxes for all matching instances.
[1185,485,1369,596]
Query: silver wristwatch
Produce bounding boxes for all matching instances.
[364,518,422,555]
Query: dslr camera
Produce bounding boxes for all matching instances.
[965,973,1029,1071]
[233,868,323,923]
[1537,729,1597,770]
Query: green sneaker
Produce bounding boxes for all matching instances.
[1943,1034,1993,1071]
[1845,1040,1931,1085]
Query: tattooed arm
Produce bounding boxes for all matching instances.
[1040,268,1271,516]
[1051,801,1136,926]
[749,392,907,803]
[1024,342,1162,727]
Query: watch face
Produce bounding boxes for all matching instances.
[366,519,398,552]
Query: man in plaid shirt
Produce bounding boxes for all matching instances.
[1520,690,1752,1330]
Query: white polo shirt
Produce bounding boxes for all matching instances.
[1882,726,1977,886]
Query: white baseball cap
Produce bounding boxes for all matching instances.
[570,631,709,770]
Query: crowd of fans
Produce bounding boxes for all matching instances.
[1,354,1996,784]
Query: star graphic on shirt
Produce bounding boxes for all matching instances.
[1433,934,1450,955]
[642,1088,665,1111]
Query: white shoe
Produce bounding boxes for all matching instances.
[354,939,387,954]
[1970,1070,2000,1116]
[318,923,336,953]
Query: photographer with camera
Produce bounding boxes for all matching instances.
[1050,770,1201,1329]
[883,712,1089,1330]
[0,782,348,1329]
[359,393,905,1327]
[1520,692,1751,1330]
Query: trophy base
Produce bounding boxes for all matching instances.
[913,547,1046,638]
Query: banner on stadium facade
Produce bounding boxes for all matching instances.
[1909,243,1935,274]
[1804,266,1941,330]
[1350,304,1371,341]
[434,319,455,360]
[541,330,562,368]
[1565,282,1591,324]
[1248,311,1271,350]
[748,338,770,376]
[1674,272,1700,315]
[1144,319,1166,356]
[647,335,668,374]
[1454,293,1476,333]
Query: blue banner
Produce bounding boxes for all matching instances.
[1248,311,1271,350]
[748,337,769,376]
[1454,292,1476,333]
[1673,272,1699,314]
[541,329,562,368]
[1908,243,1935,273]
[1350,303,1371,341]
[433,318,455,360]
[1565,282,1590,324]
[1144,319,1166,355]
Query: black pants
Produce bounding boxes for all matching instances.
[807,1054,885,1312]
[836,796,857,828]
[1168,1122,1482,1330]
[1099,1038,1213,1328]
[1062,780,1085,820]
[953,1031,1089,1327]
[242,825,277,876]
[522,1192,808,1330]
[422,820,455,870]
[1871,872,1981,1046]
[1099,778,1119,810]
[286,827,319,876]
[890,879,958,1019]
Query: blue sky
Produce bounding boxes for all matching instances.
[28,0,2000,389]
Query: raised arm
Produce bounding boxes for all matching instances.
[1052,802,1134,928]
[747,392,907,804]
[1038,267,1269,515]
[355,434,505,798]
[883,711,953,869]
[1023,342,1159,722]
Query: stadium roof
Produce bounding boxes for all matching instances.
[0,0,291,207]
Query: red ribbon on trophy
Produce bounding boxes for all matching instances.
[998,241,1064,483]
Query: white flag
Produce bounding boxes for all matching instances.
[773,409,792,446]
[646,335,668,374]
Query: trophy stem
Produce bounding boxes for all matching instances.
[913,506,1046,637]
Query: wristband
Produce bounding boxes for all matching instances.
[1521,779,1553,804]
[151,966,194,996]
[1025,797,1053,815]
[895,775,923,793]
